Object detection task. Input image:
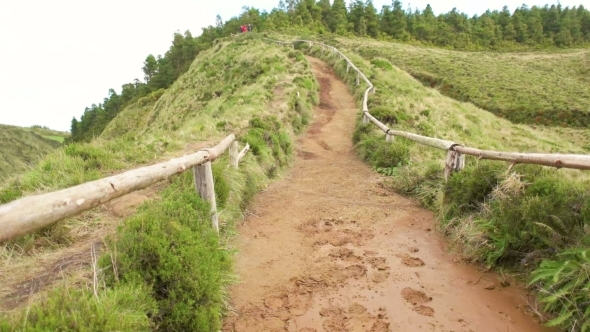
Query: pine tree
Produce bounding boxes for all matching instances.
[295,0,313,25]
[331,0,348,34]
[317,0,332,30]
[364,0,380,38]
[512,9,529,43]
[390,0,408,39]
[348,0,366,35]
[142,55,158,83]
[380,5,394,36]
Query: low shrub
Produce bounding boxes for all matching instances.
[101,172,230,331]
[0,283,156,331]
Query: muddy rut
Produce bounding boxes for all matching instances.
[222,57,552,332]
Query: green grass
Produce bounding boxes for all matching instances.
[290,34,590,331]
[0,33,318,330]
[0,282,156,331]
[0,124,65,183]
[41,135,66,143]
[333,36,590,128]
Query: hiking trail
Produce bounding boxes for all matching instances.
[222,57,553,332]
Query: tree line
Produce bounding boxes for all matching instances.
[69,1,590,142]
[262,0,590,48]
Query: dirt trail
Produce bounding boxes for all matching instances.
[222,57,552,332]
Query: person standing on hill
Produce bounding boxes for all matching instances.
[247,24,252,32]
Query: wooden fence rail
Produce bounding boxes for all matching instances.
[265,37,590,174]
[2,37,589,242]
[0,135,251,243]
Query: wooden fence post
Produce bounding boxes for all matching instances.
[193,161,219,233]
[362,113,370,124]
[386,133,394,142]
[346,62,350,73]
[238,144,250,162]
[356,71,360,85]
[444,149,465,182]
[229,141,239,168]
[372,86,376,94]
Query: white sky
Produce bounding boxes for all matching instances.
[0,0,587,131]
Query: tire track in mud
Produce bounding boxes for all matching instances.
[222,57,553,332]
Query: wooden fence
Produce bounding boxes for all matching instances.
[0,135,250,243]
[265,37,590,179]
[2,37,590,242]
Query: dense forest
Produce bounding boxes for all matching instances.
[69,0,590,142]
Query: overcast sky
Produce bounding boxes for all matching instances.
[0,0,587,131]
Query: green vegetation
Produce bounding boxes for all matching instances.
[297,37,590,331]
[29,125,69,143]
[258,0,590,49]
[100,172,231,331]
[3,1,590,330]
[335,37,590,127]
[0,124,68,182]
[0,34,318,330]
[68,0,590,143]
[0,283,156,331]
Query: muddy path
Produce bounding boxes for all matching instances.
[222,57,552,332]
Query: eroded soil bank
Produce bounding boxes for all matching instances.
[222,57,552,332]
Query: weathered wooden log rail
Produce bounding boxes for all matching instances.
[265,37,590,175]
[0,135,251,243]
[2,37,589,243]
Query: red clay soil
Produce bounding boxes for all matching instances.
[222,57,553,332]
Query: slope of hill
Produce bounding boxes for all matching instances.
[0,34,318,331]
[0,124,67,182]
[333,37,590,128]
[1,30,589,330]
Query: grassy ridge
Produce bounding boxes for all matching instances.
[0,124,68,182]
[0,34,319,330]
[29,126,69,143]
[336,37,590,129]
[294,35,590,331]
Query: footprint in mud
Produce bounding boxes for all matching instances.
[366,256,391,283]
[297,150,319,160]
[396,253,425,267]
[320,306,347,331]
[401,287,432,304]
[371,271,390,283]
[299,218,374,248]
[259,281,316,322]
[401,287,435,317]
[413,305,435,317]
[329,248,362,263]
[317,140,332,151]
[408,247,419,253]
[319,304,390,332]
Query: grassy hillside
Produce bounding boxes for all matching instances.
[0,124,68,182]
[29,125,69,143]
[294,35,590,331]
[0,33,318,331]
[334,37,590,128]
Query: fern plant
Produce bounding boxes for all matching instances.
[530,248,590,332]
